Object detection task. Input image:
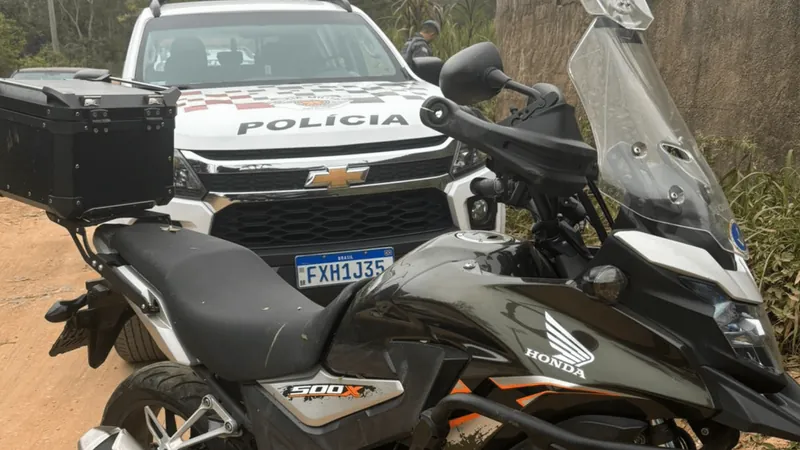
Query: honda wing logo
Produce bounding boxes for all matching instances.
[525,312,595,379]
[546,312,595,368]
[305,166,369,189]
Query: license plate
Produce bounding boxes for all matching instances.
[296,247,394,289]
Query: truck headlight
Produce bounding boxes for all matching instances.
[451,141,486,177]
[682,278,783,374]
[173,149,206,199]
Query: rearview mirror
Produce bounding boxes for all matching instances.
[409,57,444,86]
[73,68,112,82]
[439,42,508,105]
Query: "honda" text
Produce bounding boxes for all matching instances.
[525,349,587,379]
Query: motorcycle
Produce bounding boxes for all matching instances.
[34,1,800,449]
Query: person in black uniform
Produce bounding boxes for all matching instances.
[400,20,441,62]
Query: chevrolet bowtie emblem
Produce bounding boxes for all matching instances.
[305,166,369,189]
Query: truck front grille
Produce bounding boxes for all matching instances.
[209,188,453,249]
[199,157,452,193]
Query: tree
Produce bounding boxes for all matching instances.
[0,13,24,76]
[18,46,73,69]
[47,0,59,52]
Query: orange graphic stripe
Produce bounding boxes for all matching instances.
[450,380,471,395]
[488,377,562,390]
[447,381,621,428]
[449,413,482,428]
[490,378,617,395]
[447,380,479,428]
[515,390,603,407]
[488,378,622,407]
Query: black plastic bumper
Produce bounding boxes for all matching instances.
[251,229,453,305]
[702,366,800,442]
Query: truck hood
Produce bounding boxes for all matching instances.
[174,81,444,151]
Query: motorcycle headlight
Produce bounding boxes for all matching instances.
[451,141,487,177]
[173,149,206,199]
[682,278,783,374]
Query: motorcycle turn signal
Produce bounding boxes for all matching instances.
[578,265,628,304]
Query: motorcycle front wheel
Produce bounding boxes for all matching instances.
[101,362,256,450]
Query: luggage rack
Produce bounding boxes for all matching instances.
[148,0,352,17]
[47,209,173,276]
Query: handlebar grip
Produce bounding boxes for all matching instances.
[470,177,504,198]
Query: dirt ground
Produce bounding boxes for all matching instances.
[0,198,131,450]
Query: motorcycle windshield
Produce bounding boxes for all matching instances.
[569,18,742,257]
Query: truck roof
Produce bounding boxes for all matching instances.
[157,0,353,16]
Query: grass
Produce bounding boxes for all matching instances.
[723,153,800,363]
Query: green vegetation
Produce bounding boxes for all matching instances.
[725,153,800,363]
[384,0,495,60]
[0,12,24,75]
[0,0,213,74]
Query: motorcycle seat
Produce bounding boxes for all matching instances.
[107,222,360,382]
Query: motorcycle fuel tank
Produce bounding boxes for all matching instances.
[325,231,715,412]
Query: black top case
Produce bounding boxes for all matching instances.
[0,78,179,223]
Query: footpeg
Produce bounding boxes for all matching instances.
[145,395,240,450]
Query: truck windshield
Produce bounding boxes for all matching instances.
[136,11,407,88]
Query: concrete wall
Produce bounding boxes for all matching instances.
[494,0,800,169]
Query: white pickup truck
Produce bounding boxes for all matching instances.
[113,0,505,362]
